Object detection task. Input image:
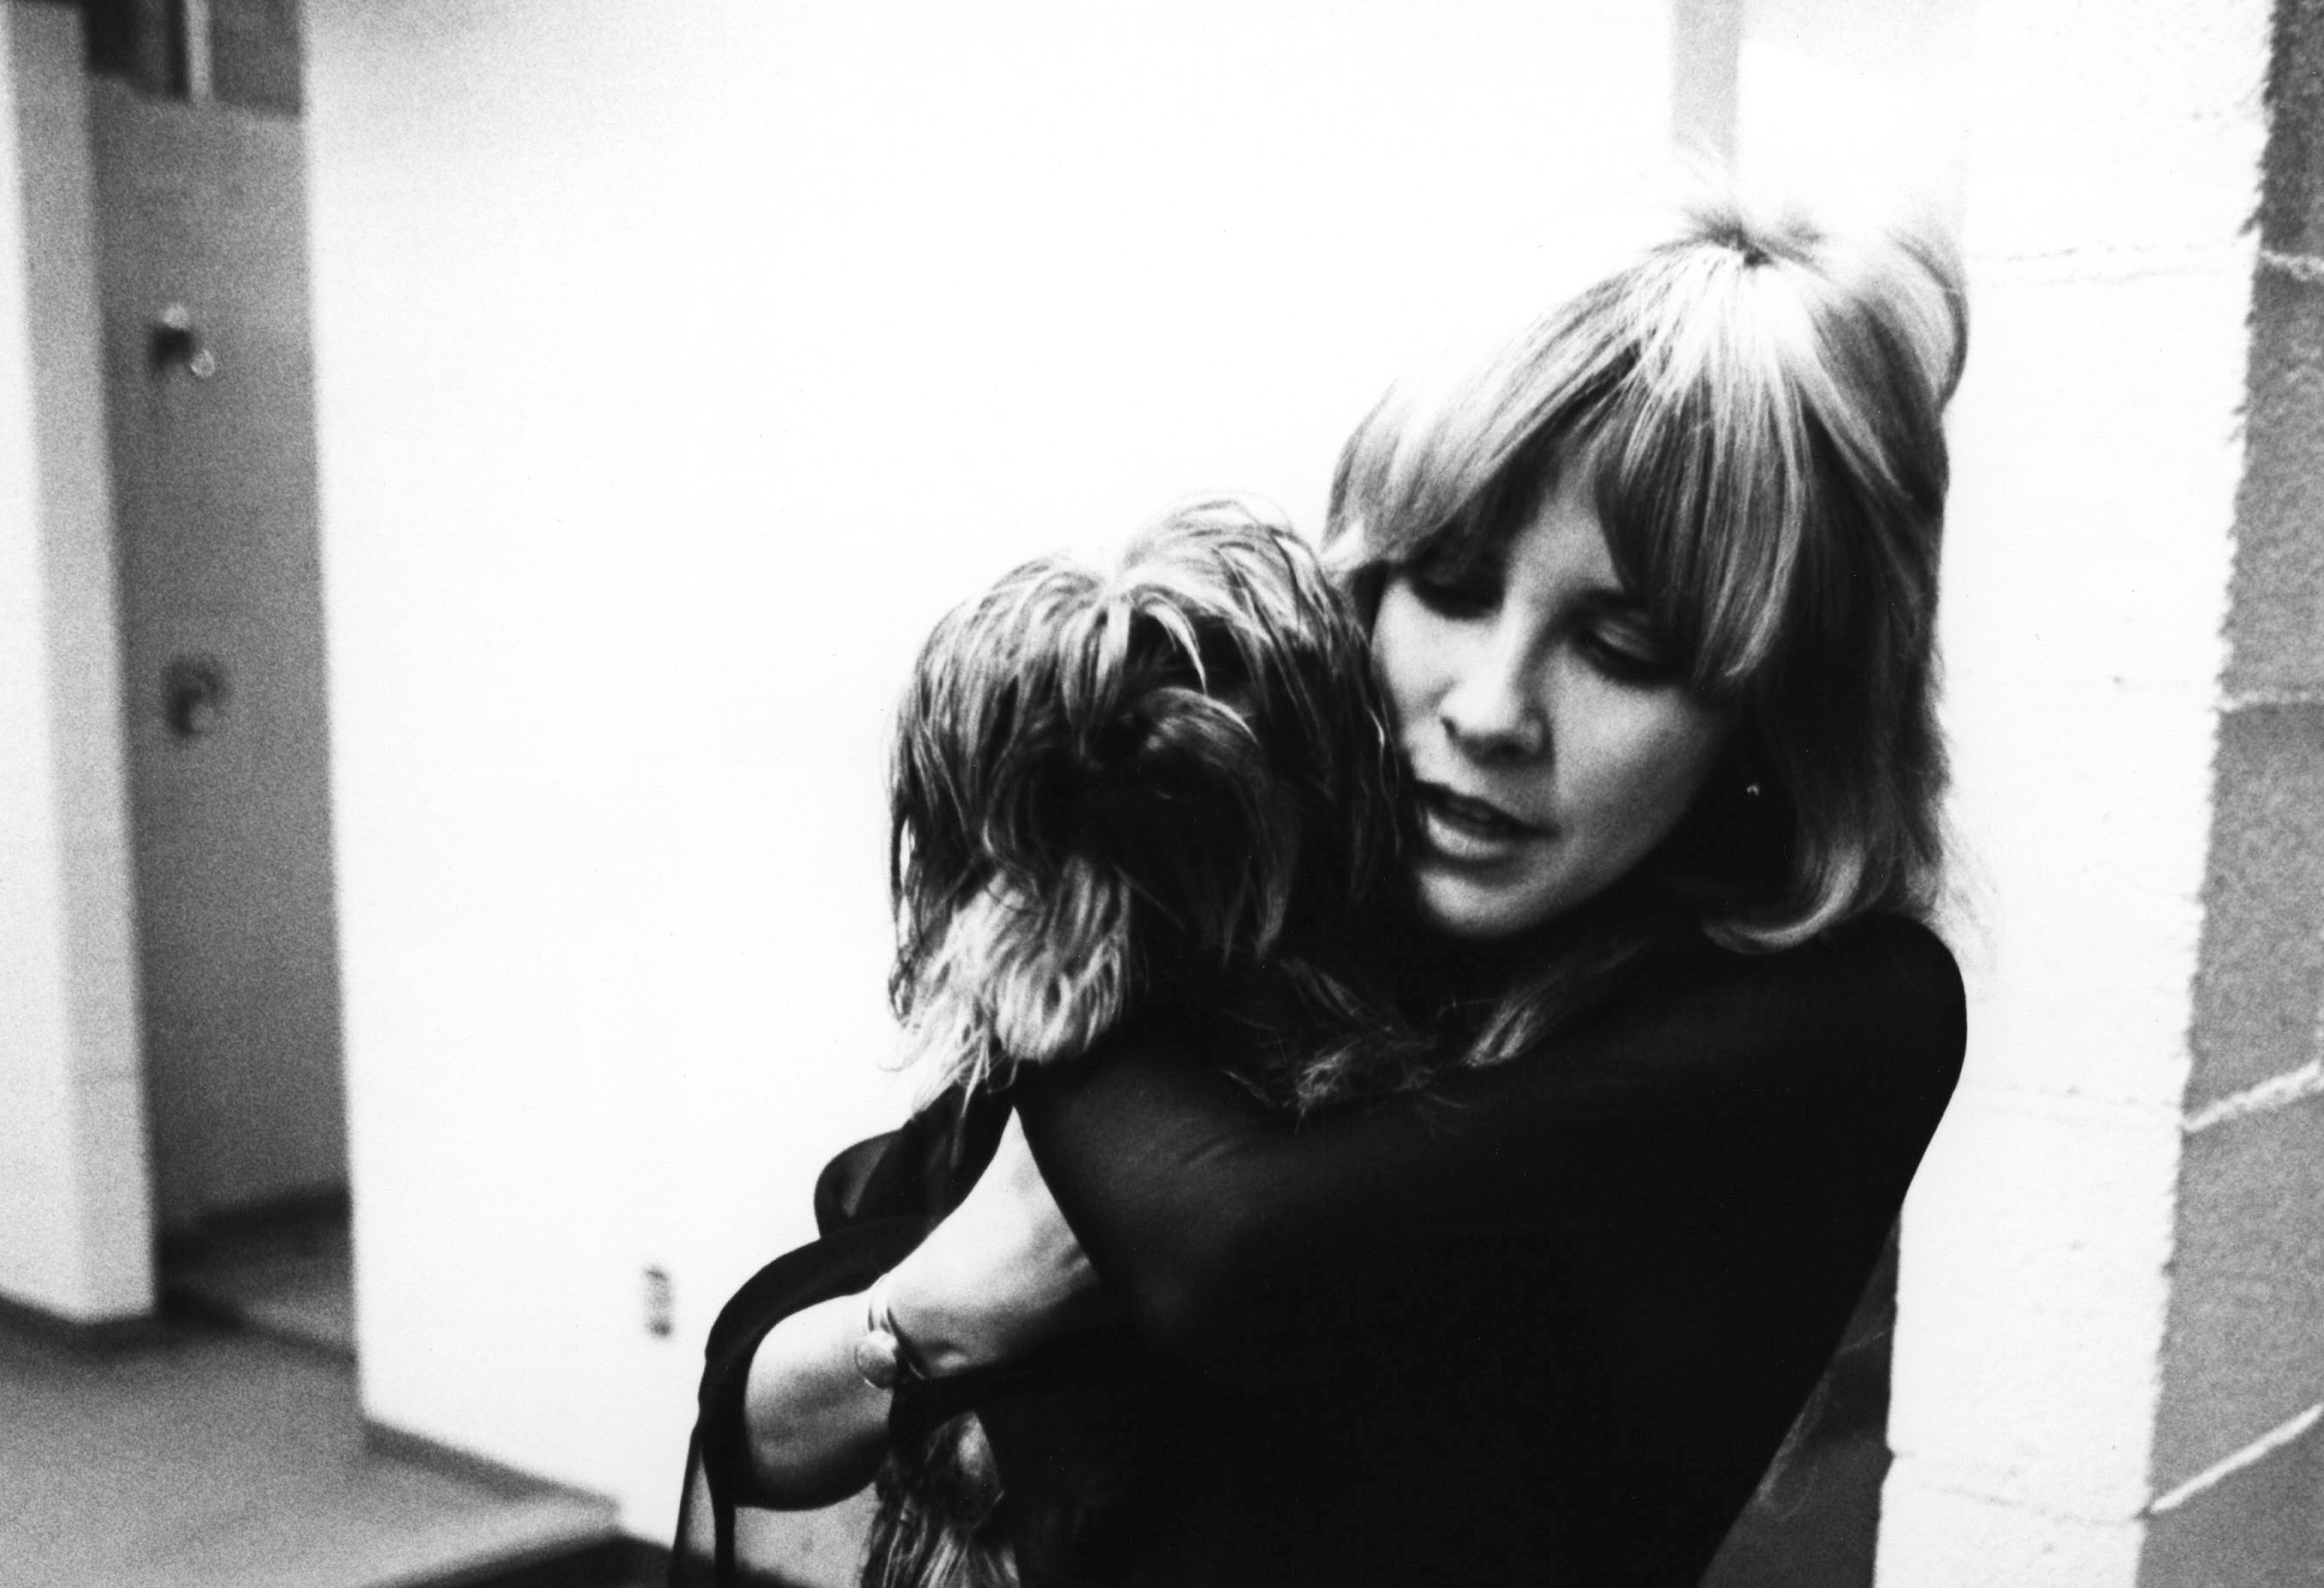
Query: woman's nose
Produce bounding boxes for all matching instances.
[1437,647,1548,761]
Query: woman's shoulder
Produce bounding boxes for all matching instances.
[1654,909,1960,1019]
[1789,910,1963,1009]
[1666,910,1966,1115]
[1805,911,1962,1035]
[1552,909,1966,1126]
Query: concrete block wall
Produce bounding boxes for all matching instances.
[2239,0,2324,697]
[1884,0,2324,1581]
[2136,0,2324,1570]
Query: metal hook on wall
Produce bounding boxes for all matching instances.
[149,302,217,380]
[162,654,229,740]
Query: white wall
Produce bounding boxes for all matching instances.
[0,0,150,1323]
[1735,0,1973,231]
[305,0,1678,1538]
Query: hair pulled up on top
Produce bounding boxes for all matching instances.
[1329,197,1966,954]
[887,498,1416,1111]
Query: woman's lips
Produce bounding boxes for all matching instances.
[1415,782,1550,864]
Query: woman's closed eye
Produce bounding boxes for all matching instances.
[1403,562,1503,619]
[1576,618,1676,685]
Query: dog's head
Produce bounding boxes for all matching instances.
[889,500,1403,1089]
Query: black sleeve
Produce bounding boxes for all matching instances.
[673,1218,924,1586]
[694,1218,922,1512]
[675,1087,1014,1583]
[814,1085,1014,1233]
[696,1086,1014,1505]
[1016,915,1965,1387]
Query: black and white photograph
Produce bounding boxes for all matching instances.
[0,3,2315,1586]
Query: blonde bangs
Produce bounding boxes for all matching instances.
[1580,241,1858,705]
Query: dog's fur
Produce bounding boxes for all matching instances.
[887,499,1416,1112]
[869,502,1422,1588]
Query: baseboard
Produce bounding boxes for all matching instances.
[408,1534,668,1588]
[365,1419,616,1504]
[386,1512,814,1588]
[362,1425,818,1588]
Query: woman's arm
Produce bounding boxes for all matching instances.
[699,1219,915,1510]
[881,1110,1113,1373]
[740,1290,893,1507]
[1018,915,1966,1384]
[721,1114,1107,1507]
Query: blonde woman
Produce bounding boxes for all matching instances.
[693,203,1968,1588]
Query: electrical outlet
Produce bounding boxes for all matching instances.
[643,1265,675,1338]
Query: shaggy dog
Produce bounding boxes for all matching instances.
[869,501,1422,1588]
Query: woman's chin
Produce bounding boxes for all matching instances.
[1409,863,1569,942]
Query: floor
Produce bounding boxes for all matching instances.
[3,1204,629,1588]
[5,1199,1877,1588]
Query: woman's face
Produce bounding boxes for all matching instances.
[1371,473,1732,940]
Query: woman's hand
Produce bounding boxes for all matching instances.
[883,1110,1112,1376]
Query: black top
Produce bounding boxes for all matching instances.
[678,913,1964,1588]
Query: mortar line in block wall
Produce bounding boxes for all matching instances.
[1966,239,2255,284]
[2183,1059,2324,1135]
[2258,248,2324,286]
[2144,1403,2322,1516]
[2220,686,2324,712]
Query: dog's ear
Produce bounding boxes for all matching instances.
[985,855,1134,1067]
[1064,679,1296,962]
[900,861,1134,1086]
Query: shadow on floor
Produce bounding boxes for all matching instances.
[161,1193,357,1357]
